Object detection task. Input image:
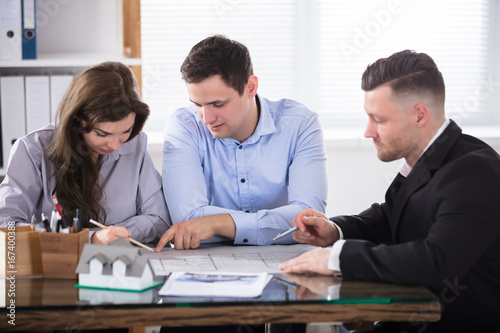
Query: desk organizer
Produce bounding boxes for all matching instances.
[0,225,43,277]
[39,229,89,279]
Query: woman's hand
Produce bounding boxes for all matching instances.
[91,225,130,244]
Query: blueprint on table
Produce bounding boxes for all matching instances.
[141,244,316,275]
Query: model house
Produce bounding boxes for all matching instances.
[76,238,155,291]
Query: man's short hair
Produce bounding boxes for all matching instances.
[180,35,253,96]
[361,50,445,105]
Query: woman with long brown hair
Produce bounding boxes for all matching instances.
[0,62,170,244]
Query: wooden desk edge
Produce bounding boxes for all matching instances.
[1,302,441,331]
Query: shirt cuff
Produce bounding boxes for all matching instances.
[331,221,344,240]
[229,211,258,244]
[328,239,346,272]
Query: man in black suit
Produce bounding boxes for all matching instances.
[279,50,500,332]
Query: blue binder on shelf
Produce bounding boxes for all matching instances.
[0,0,22,61]
[21,0,36,59]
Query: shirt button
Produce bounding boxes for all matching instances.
[243,239,248,243]
[240,178,246,183]
[238,145,243,149]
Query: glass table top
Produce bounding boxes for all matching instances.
[2,273,438,311]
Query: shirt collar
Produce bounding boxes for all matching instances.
[100,136,136,164]
[400,119,450,177]
[223,93,276,146]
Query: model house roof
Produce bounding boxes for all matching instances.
[76,238,150,277]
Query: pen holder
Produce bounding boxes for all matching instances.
[39,229,89,279]
[0,225,43,277]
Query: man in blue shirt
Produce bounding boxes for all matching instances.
[156,35,328,251]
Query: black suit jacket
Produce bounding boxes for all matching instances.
[333,120,500,331]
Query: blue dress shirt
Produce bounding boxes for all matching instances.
[162,95,328,245]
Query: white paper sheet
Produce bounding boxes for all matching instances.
[142,244,316,276]
[159,272,271,298]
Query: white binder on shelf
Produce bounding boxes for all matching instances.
[49,75,73,123]
[25,76,50,133]
[0,0,22,61]
[21,0,36,59]
[0,76,26,168]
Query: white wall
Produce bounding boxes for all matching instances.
[321,144,400,216]
[148,131,500,218]
[37,0,122,55]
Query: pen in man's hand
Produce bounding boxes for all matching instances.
[273,226,298,241]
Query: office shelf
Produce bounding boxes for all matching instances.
[0,0,141,172]
[0,53,141,68]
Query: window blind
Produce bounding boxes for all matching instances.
[316,0,491,127]
[141,0,298,135]
[141,0,493,135]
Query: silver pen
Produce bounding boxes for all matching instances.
[273,226,298,241]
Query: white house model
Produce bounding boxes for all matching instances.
[76,238,155,291]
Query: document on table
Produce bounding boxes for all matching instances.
[159,272,272,298]
[142,244,316,276]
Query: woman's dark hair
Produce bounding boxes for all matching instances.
[47,61,149,227]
